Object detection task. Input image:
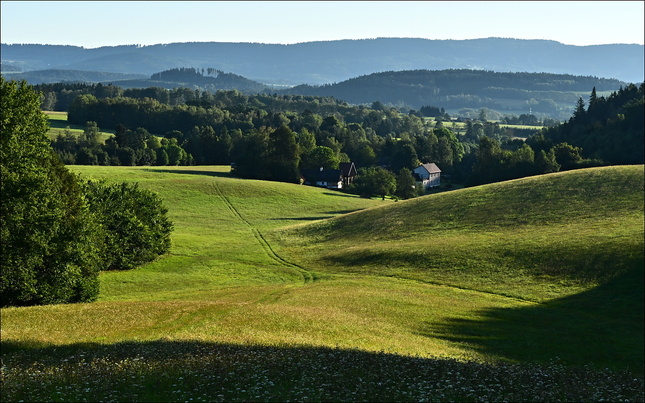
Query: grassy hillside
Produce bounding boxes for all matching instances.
[2,165,643,402]
[275,165,644,301]
[67,166,386,301]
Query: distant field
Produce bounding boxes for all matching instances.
[2,165,643,401]
[426,118,544,134]
[498,123,544,130]
[44,111,114,142]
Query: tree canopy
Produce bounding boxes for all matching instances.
[1,77,102,306]
[1,78,175,307]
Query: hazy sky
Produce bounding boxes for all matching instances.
[2,1,644,48]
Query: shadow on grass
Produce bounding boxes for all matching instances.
[48,119,81,130]
[322,191,361,198]
[3,339,643,402]
[269,210,364,222]
[424,266,644,373]
[324,209,363,215]
[270,216,332,221]
[142,168,232,178]
[48,119,116,134]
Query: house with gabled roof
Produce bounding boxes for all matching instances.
[339,162,357,187]
[412,163,441,190]
[301,167,344,189]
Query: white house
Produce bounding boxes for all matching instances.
[412,163,441,189]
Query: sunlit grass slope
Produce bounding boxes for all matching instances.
[275,165,644,302]
[271,165,644,371]
[2,166,642,365]
[5,166,522,363]
[66,165,386,301]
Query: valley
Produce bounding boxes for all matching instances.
[2,165,643,401]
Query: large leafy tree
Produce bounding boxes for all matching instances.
[390,142,420,173]
[301,146,340,170]
[84,181,173,271]
[470,136,508,185]
[352,167,396,199]
[395,168,417,199]
[1,78,102,306]
[232,128,269,179]
[266,125,300,183]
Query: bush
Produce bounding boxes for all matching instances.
[85,181,173,270]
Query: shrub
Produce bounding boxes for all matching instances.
[85,181,173,270]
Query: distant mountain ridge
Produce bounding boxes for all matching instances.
[0,69,148,84]
[2,38,643,85]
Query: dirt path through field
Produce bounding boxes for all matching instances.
[213,181,314,284]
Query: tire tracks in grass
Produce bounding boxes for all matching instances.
[212,182,530,304]
[213,182,314,284]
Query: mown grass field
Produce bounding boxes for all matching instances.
[45,111,114,142]
[2,165,643,402]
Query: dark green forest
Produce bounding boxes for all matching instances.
[541,85,644,165]
[41,79,644,195]
[29,67,628,120]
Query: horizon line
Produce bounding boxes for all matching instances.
[3,37,644,49]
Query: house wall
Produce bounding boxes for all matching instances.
[413,167,440,189]
[412,166,430,180]
[427,172,440,188]
[316,181,343,189]
[417,174,440,190]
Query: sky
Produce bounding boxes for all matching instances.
[1,1,644,48]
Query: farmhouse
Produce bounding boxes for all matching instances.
[412,163,441,189]
[339,162,357,187]
[301,167,344,189]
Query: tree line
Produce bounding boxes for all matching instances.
[46,80,644,196]
[541,83,644,165]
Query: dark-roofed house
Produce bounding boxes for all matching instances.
[339,162,357,187]
[301,167,344,189]
[412,163,441,190]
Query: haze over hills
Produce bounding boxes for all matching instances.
[2,38,643,85]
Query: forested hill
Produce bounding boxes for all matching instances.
[278,70,627,119]
[1,67,271,93]
[2,38,643,85]
[541,83,644,165]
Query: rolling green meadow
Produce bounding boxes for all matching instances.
[2,165,643,402]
